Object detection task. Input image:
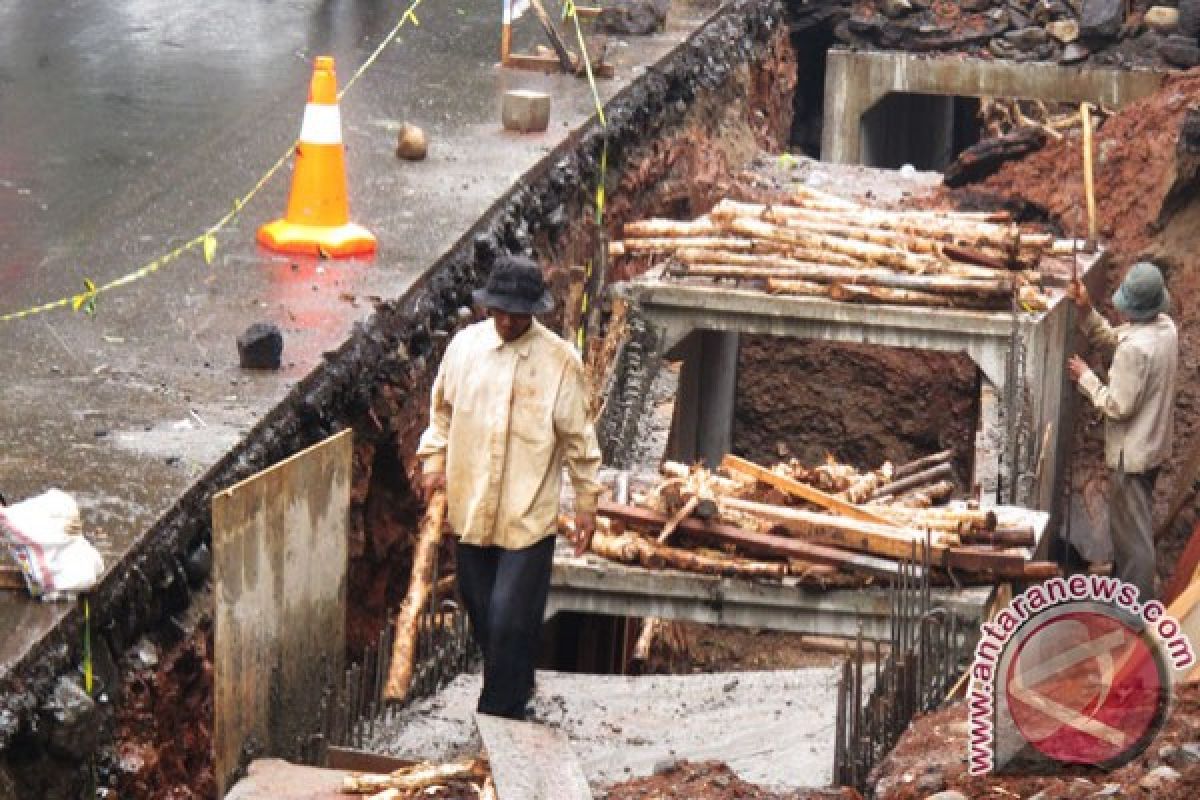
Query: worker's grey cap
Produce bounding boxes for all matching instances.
[1113,261,1169,322]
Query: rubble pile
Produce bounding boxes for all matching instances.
[581,452,1058,587]
[787,0,1200,68]
[611,180,1075,312]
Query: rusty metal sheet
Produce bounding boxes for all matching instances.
[475,713,592,800]
[213,430,352,798]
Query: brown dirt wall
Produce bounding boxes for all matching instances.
[954,68,1200,581]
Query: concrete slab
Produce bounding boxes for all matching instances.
[367,667,849,790]
[0,0,724,701]
[548,543,995,641]
[224,759,346,800]
[212,430,352,797]
[475,713,592,799]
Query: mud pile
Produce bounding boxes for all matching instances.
[871,682,1200,799]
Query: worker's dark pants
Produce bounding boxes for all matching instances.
[1110,461,1160,602]
[455,535,555,719]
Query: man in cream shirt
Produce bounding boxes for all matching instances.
[1068,261,1178,600]
[417,255,602,719]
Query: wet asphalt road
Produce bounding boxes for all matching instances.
[0,0,715,681]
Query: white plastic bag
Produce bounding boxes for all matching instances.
[0,489,104,599]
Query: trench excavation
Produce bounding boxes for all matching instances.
[5,0,1200,797]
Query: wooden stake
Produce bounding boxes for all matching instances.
[385,490,447,702]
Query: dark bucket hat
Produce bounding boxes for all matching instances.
[1113,261,1169,322]
[472,255,554,314]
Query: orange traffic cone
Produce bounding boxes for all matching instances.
[258,56,376,258]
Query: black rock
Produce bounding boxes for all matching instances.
[43,677,98,761]
[596,0,669,35]
[1180,0,1200,37]
[1161,32,1200,64]
[1081,0,1123,37]
[237,322,284,370]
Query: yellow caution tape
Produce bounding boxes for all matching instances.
[565,0,609,355]
[0,0,426,325]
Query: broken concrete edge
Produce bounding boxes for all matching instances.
[0,0,787,753]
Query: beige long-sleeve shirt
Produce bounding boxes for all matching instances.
[416,318,603,549]
[1077,309,1178,474]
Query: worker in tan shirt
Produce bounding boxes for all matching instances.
[417,255,603,719]
[1068,261,1178,600]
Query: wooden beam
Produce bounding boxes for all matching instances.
[720,454,892,526]
[721,495,946,565]
[597,500,911,580]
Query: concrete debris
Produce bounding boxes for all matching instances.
[1146,5,1181,33]
[1079,0,1123,37]
[237,322,284,370]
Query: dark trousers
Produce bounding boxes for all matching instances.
[455,535,555,719]
[1110,462,1160,601]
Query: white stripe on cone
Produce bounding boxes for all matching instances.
[299,104,343,145]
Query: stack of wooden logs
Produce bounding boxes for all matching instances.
[341,757,493,799]
[610,188,1074,312]
[582,450,1059,586]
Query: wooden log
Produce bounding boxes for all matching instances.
[726,217,945,275]
[623,217,719,237]
[720,496,952,565]
[596,500,910,580]
[890,479,957,507]
[675,246,871,272]
[827,282,1001,310]
[384,490,447,702]
[835,471,888,504]
[713,199,1019,242]
[617,236,769,254]
[892,449,955,480]
[869,462,956,501]
[720,454,893,525]
[958,528,1037,548]
[762,277,830,299]
[342,758,488,793]
[754,270,1013,295]
[590,529,788,580]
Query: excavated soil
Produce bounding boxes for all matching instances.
[735,339,979,486]
[872,683,1200,799]
[111,617,215,799]
[952,68,1200,581]
[603,760,861,800]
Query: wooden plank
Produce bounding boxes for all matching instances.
[326,747,418,774]
[475,713,592,799]
[597,500,912,580]
[212,430,352,798]
[720,495,945,565]
[720,454,892,526]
